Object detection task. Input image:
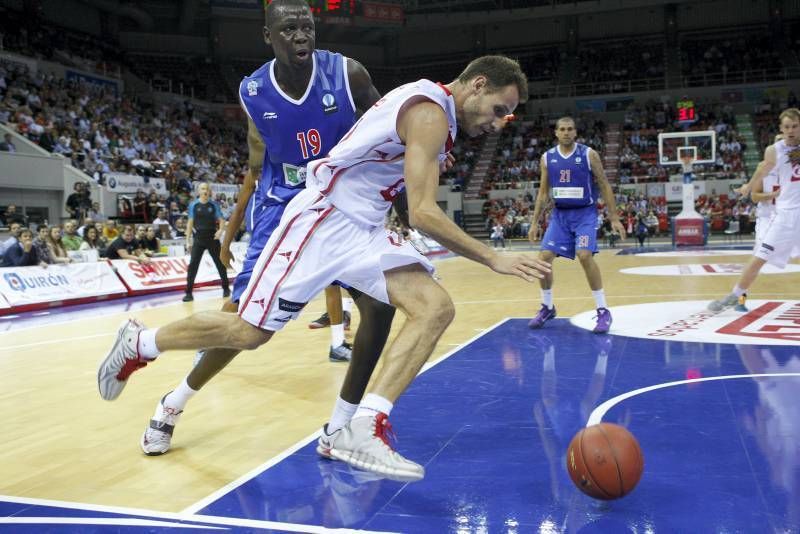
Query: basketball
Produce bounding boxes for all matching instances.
[566,423,644,500]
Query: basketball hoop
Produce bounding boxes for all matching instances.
[680,153,696,174]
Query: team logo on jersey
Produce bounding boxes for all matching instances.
[575,157,582,163]
[322,93,338,114]
[263,111,278,120]
[247,80,258,96]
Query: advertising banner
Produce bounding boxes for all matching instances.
[0,263,127,308]
[111,254,234,293]
[105,173,167,194]
[665,181,706,202]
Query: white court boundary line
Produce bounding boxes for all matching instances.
[587,373,800,426]
[0,517,222,529]
[0,494,393,533]
[6,292,800,350]
[181,317,513,515]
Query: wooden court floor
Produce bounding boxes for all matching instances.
[1,247,798,512]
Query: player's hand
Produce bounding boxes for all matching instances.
[439,152,455,174]
[220,244,233,269]
[489,252,550,282]
[611,219,627,240]
[734,183,751,197]
[528,224,541,243]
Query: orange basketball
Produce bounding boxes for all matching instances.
[566,422,644,500]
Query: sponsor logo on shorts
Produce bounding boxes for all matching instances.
[278,298,307,313]
[273,315,292,323]
[570,300,800,345]
[761,243,775,252]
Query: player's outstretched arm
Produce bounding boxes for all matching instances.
[735,145,777,197]
[528,153,550,243]
[400,101,549,282]
[590,148,626,240]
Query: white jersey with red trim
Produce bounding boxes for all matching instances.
[307,79,457,227]
[773,139,800,210]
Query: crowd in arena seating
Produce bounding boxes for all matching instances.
[618,99,746,183]
[681,31,788,85]
[576,40,665,91]
[0,61,247,188]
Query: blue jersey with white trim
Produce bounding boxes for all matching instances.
[546,143,595,208]
[239,50,356,211]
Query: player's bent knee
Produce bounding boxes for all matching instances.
[577,251,594,263]
[423,293,455,330]
[234,321,272,350]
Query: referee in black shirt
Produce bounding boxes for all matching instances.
[183,183,230,302]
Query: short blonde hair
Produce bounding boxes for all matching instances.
[779,108,800,123]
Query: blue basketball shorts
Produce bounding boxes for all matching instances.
[541,204,599,260]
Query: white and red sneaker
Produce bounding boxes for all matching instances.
[97,319,149,401]
[326,413,425,482]
[141,394,182,455]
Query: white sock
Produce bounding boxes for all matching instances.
[137,328,161,360]
[330,323,345,348]
[732,284,746,297]
[354,393,393,419]
[163,378,197,411]
[592,289,607,309]
[342,298,353,313]
[541,289,554,309]
[327,396,359,433]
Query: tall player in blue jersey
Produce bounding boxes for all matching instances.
[527,117,625,333]
[138,0,397,455]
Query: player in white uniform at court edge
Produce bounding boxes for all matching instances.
[708,108,800,311]
[97,55,551,481]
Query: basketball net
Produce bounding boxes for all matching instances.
[680,153,695,174]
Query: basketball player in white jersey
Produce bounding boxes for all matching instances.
[98,56,551,481]
[709,108,800,311]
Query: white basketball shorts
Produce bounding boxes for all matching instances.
[238,188,434,331]
[754,208,800,268]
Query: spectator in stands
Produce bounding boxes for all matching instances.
[174,216,188,238]
[0,133,16,152]
[635,213,649,247]
[0,222,22,257]
[133,190,148,221]
[2,204,26,226]
[94,222,109,249]
[77,217,94,237]
[147,191,162,221]
[490,221,506,250]
[32,224,55,264]
[106,224,150,263]
[66,182,91,220]
[140,226,161,255]
[135,224,147,244]
[645,210,659,236]
[88,201,105,222]
[80,226,104,257]
[103,219,119,241]
[0,229,44,267]
[151,208,171,228]
[61,220,82,250]
[45,225,72,264]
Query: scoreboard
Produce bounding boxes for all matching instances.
[676,99,697,124]
[266,0,356,15]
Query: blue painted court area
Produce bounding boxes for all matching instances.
[4,319,799,532]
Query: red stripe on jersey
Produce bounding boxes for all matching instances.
[320,154,405,196]
[257,205,334,328]
[239,194,323,317]
[436,82,452,96]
